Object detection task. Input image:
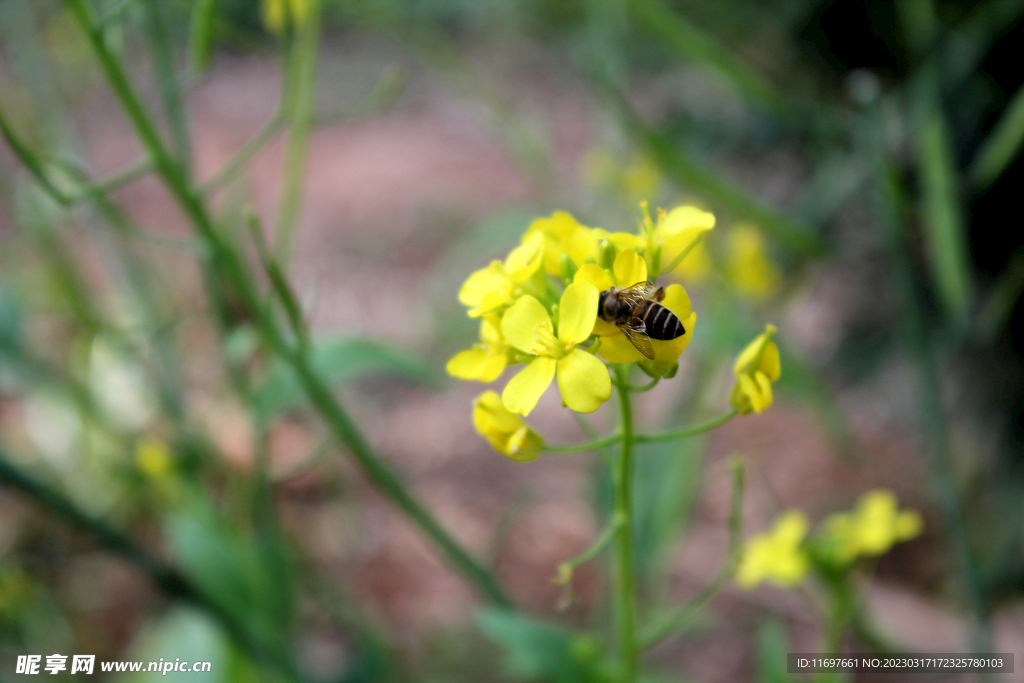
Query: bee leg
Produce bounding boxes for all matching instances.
[654,287,665,302]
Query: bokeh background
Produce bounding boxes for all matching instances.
[1,0,1023,681]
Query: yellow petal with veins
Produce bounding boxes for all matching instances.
[557,282,598,346]
[501,295,552,354]
[556,349,611,413]
[502,357,556,416]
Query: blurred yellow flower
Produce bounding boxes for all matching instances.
[574,249,696,365]
[500,282,610,415]
[726,225,780,301]
[136,437,173,480]
[578,148,661,204]
[473,391,544,461]
[458,232,545,317]
[736,511,810,589]
[821,490,923,564]
[446,316,511,382]
[620,155,661,203]
[730,324,780,414]
[641,203,715,279]
[261,0,312,33]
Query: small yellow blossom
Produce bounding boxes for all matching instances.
[473,391,545,461]
[261,0,313,33]
[639,203,715,279]
[573,249,697,366]
[730,325,780,414]
[523,211,636,277]
[671,238,713,282]
[620,155,661,203]
[500,282,611,415]
[736,511,811,589]
[726,225,780,301]
[820,490,923,564]
[446,316,512,382]
[458,232,545,317]
[136,437,173,480]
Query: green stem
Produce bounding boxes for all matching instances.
[612,367,638,682]
[635,409,737,443]
[543,433,621,453]
[555,513,624,584]
[626,376,660,392]
[61,0,511,609]
[274,0,322,268]
[0,449,303,683]
[640,458,744,648]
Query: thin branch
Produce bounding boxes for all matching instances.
[640,458,744,648]
[635,409,738,443]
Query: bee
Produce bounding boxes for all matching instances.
[598,281,685,360]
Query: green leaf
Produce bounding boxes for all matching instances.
[756,619,793,683]
[164,492,294,649]
[253,338,440,423]
[478,609,611,683]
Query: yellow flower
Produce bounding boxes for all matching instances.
[821,490,923,564]
[446,316,511,382]
[574,249,697,365]
[736,511,811,589]
[458,232,545,318]
[261,0,312,33]
[639,203,715,279]
[500,282,611,415]
[522,210,636,277]
[726,225,780,301]
[730,325,781,414]
[473,391,545,461]
[136,437,173,480]
[620,155,661,203]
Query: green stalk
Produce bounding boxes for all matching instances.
[60,0,510,608]
[0,448,303,683]
[612,367,638,682]
[274,0,322,267]
[636,409,736,443]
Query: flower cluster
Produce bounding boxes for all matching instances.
[449,206,712,454]
[735,489,923,589]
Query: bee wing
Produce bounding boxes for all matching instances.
[619,281,658,303]
[620,317,655,360]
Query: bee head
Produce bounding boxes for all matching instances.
[598,288,619,321]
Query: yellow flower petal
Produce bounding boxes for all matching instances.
[458,263,506,308]
[573,263,615,291]
[598,332,646,364]
[474,390,522,434]
[613,249,647,288]
[502,357,556,416]
[753,371,773,413]
[506,231,545,282]
[446,349,491,380]
[761,338,781,381]
[563,230,600,269]
[525,211,586,275]
[555,349,611,413]
[557,282,599,346]
[894,511,924,540]
[501,295,552,354]
[473,391,544,461]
